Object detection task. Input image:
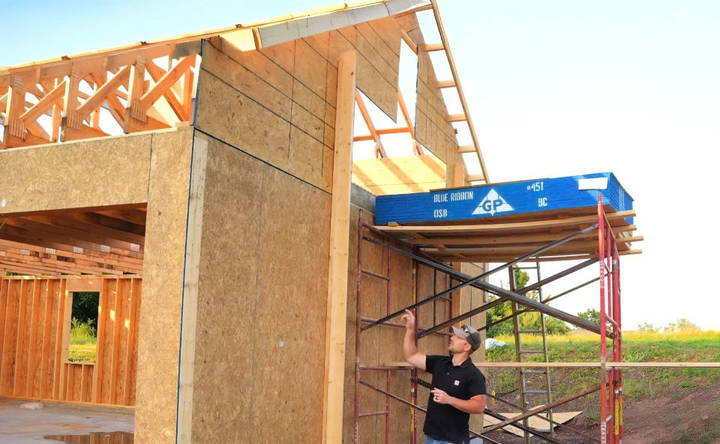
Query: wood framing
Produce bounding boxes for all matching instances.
[1,52,198,148]
[323,50,357,444]
[1,2,500,444]
[0,276,140,406]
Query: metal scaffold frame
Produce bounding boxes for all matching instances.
[355,196,625,443]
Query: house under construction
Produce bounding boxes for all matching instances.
[0,1,659,443]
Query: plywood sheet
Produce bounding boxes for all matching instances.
[415,50,459,164]
[202,42,292,121]
[135,127,193,444]
[195,70,292,171]
[0,132,154,215]
[187,136,331,443]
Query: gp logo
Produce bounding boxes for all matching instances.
[472,189,514,216]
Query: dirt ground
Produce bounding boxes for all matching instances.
[482,380,720,444]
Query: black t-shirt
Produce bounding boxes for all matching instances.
[424,355,486,444]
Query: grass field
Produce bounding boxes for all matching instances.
[485,330,720,400]
[68,319,97,363]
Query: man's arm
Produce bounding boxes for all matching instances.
[431,390,486,414]
[400,309,426,370]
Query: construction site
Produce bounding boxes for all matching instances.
[1,1,719,443]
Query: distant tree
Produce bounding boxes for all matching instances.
[637,322,658,332]
[577,308,601,325]
[71,292,99,325]
[486,266,570,337]
[664,318,701,333]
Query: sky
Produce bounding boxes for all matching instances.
[3,1,719,330]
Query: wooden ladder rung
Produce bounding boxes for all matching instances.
[457,145,475,153]
[436,80,456,88]
[446,113,466,122]
[421,43,445,52]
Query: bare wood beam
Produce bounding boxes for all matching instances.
[322,50,356,444]
[354,91,387,158]
[400,29,417,53]
[375,211,636,234]
[145,61,189,121]
[75,66,131,123]
[19,79,66,124]
[140,55,195,114]
[397,90,423,155]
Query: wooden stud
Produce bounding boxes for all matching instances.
[25,280,41,397]
[123,278,140,405]
[52,280,66,400]
[91,281,107,403]
[109,278,124,404]
[13,280,29,396]
[322,49,356,444]
[57,286,72,400]
[39,280,53,398]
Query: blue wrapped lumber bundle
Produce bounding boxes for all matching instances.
[375,172,633,225]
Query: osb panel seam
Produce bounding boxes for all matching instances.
[331,30,397,92]
[355,22,400,76]
[207,40,329,124]
[193,128,331,197]
[199,68,327,150]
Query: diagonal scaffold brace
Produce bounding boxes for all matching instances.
[361,223,606,336]
[359,379,563,444]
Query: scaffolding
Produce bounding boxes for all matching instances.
[355,196,626,444]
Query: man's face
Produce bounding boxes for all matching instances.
[448,334,470,354]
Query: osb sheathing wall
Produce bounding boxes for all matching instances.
[181,12,471,443]
[0,126,193,441]
[193,16,420,193]
[0,277,141,406]
[179,134,331,442]
[134,128,194,443]
[0,132,154,214]
[342,207,461,443]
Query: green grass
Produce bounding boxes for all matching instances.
[68,319,97,363]
[68,343,97,363]
[484,331,720,401]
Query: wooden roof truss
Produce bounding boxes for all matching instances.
[1,45,199,148]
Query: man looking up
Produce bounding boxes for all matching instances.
[401,309,487,444]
